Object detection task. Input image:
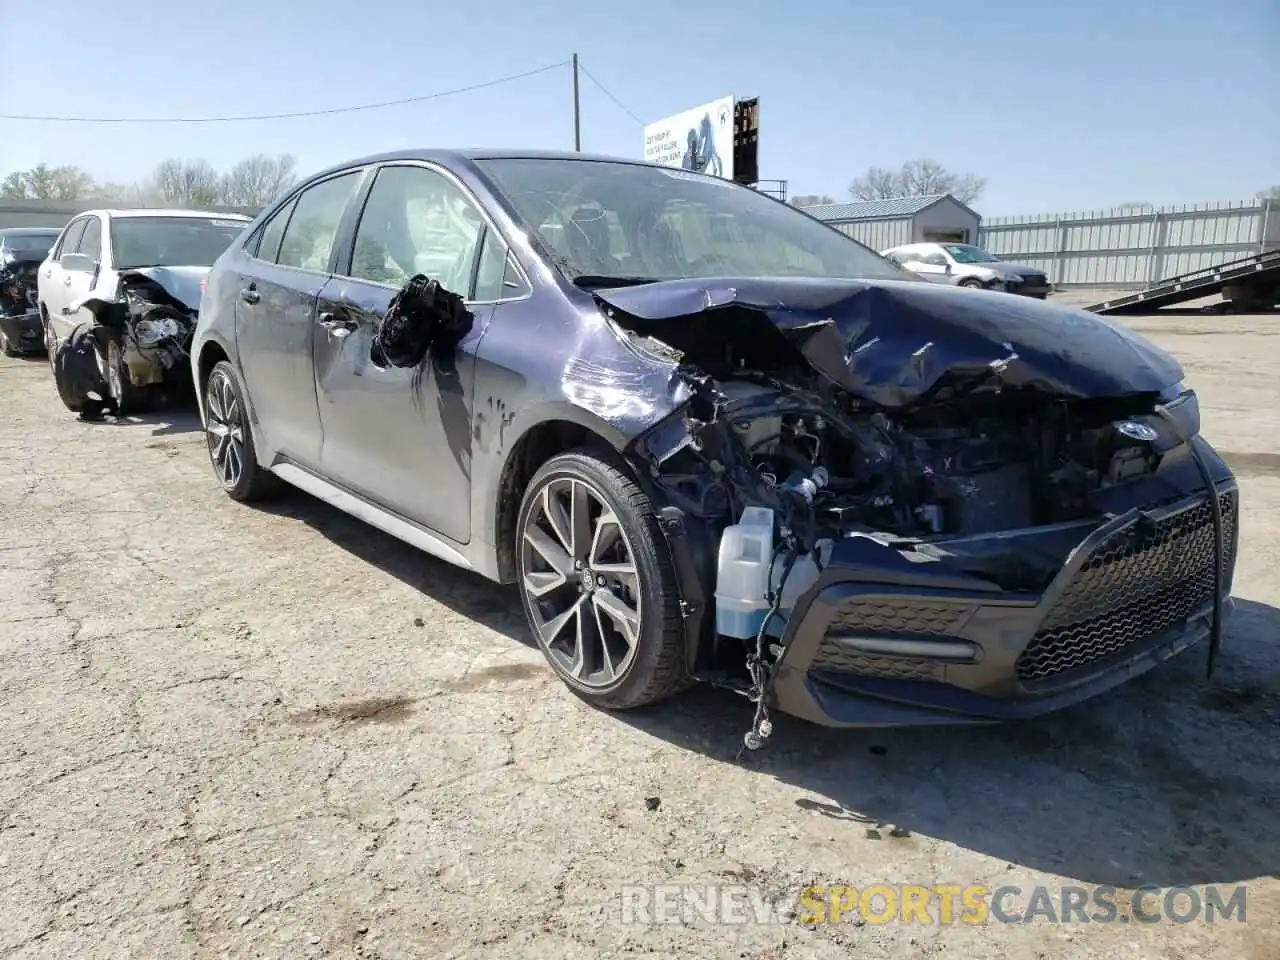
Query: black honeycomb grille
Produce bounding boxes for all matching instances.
[1016,490,1237,685]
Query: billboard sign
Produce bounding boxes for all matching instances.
[643,96,735,181]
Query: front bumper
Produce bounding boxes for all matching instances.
[770,480,1239,727]
[1003,276,1050,298]
[0,309,45,353]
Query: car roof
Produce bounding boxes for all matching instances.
[72,209,253,221]
[301,148,689,183]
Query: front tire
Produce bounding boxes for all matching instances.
[515,449,687,710]
[92,327,147,415]
[52,320,110,418]
[959,278,985,290]
[204,360,279,502]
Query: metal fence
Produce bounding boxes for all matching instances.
[978,198,1278,289]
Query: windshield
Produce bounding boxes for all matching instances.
[475,158,906,284]
[2,233,58,256]
[110,216,247,270]
[943,243,1000,263]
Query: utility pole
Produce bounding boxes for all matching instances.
[572,53,581,152]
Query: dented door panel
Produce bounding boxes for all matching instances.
[312,275,492,544]
[234,261,327,467]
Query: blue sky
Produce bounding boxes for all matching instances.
[1,0,1275,215]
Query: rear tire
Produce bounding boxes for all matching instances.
[515,448,687,710]
[0,329,16,357]
[204,360,280,502]
[959,278,985,290]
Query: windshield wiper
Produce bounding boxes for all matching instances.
[571,275,660,289]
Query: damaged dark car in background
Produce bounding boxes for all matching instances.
[192,151,1238,747]
[0,227,60,356]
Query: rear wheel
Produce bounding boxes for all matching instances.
[204,360,279,501]
[959,278,985,289]
[515,449,687,710]
[0,328,16,357]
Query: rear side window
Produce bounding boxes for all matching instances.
[253,198,297,263]
[277,172,362,272]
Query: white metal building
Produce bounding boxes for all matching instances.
[802,194,982,252]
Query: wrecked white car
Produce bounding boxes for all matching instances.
[39,209,250,418]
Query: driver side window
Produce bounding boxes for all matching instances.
[921,250,949,267]
[57,219,87,259]
[348,164,483,296]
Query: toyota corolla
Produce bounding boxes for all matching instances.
[190,150,1238,747]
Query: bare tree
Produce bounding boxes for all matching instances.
[850,159,986,205]
[1,164,96,200]
[790,194,836,208]
[149,158,223,208]
[1256,185,1280,200]
[221,153,299,206]
[848,166,902,201]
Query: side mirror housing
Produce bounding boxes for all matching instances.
[60,252,96,273]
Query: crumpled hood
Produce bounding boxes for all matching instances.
[68,267,206,320]
[593,276,1183,408]
[124,266,207,311]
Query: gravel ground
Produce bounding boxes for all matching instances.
[1,313,1277,959]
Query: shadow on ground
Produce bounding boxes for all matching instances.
[244,482,1280,891]
[620,597,1280,891]
[80,397,204,436]
[247,486,533,648]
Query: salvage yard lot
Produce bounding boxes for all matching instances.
[1,313,1278,959]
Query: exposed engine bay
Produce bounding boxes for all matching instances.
[0,257,40,316]
[628,325,1180,591]
[597,278,1225,749]
[74,270,199,390]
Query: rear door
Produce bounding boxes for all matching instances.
[41,217,87,343]
[311,161,524,543]
[233,169,367,469]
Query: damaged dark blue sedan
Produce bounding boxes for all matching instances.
[190,150,1238,746]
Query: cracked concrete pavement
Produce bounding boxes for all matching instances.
[1,314,1277,959]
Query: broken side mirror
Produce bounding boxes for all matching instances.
[60,252,96,273]
[370,274,473,369]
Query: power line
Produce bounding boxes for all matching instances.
[0,61,569,124]
[577,62,645,126]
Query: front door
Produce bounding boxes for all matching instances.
[312,162,507,544]
[913,249,955,283]
[233,170,366,468]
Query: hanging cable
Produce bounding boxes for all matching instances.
[0,61,569,124]
[577,62,645,125]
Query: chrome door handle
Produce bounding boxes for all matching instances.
[319,312,356,337]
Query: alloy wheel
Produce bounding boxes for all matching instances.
[520,477,642,689]
[205,370,245,490]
